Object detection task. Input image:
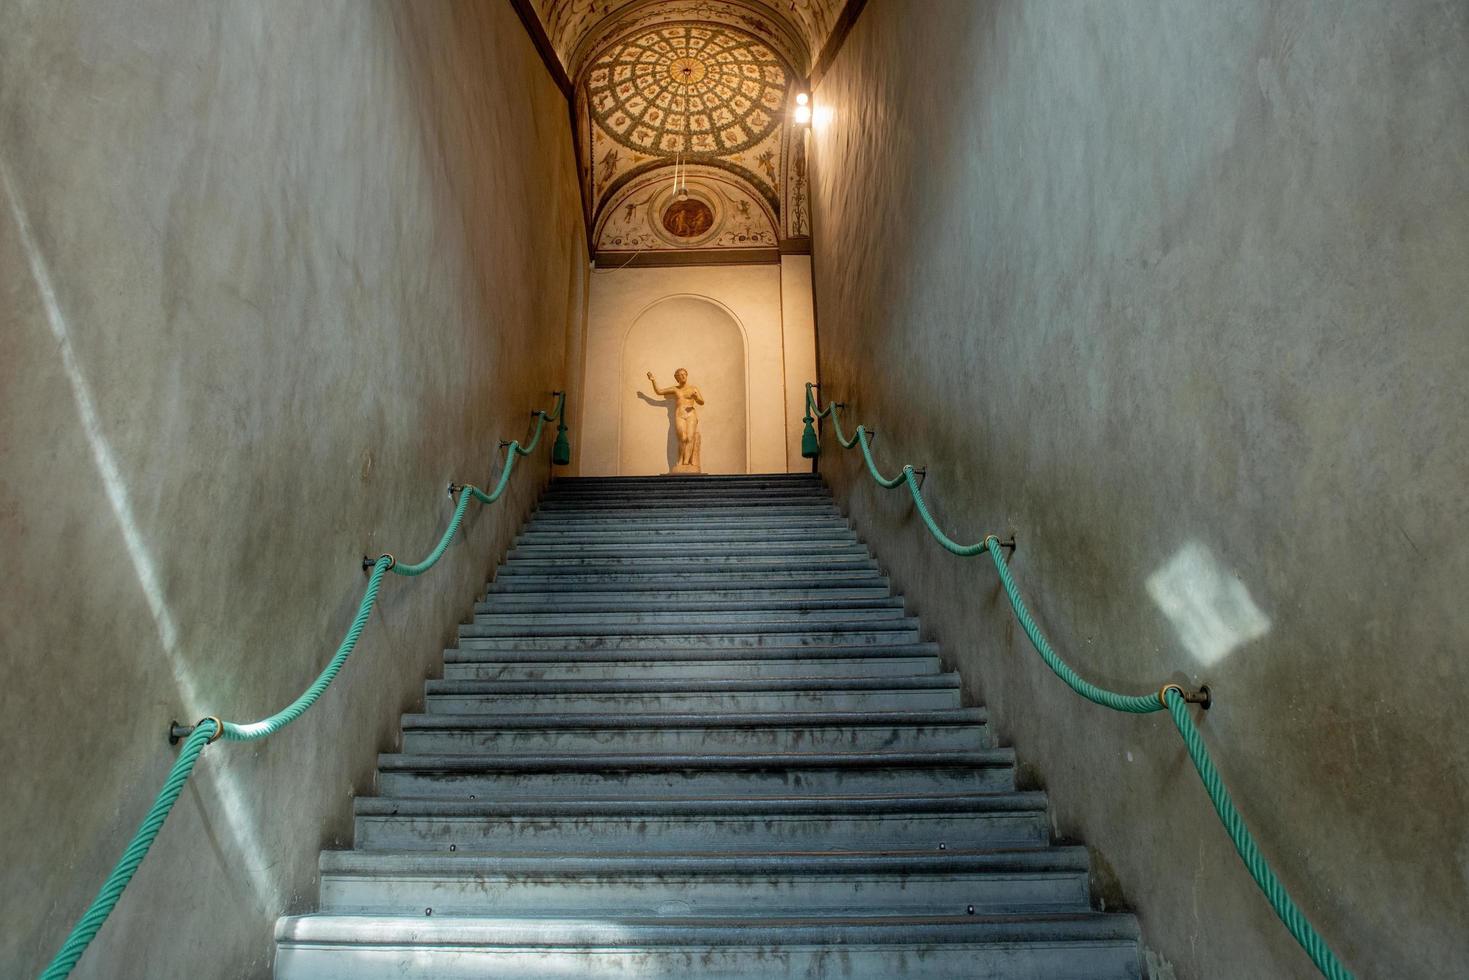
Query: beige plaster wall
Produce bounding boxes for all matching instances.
[578,262,816,476]
[0,2,583,976]
[779,255,819,470]
[807,2,1469,978]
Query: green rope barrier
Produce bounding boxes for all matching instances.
[827,403,862,450]
[40,392,568,980]
[39,722,218,980]
[804,381,1353,980]
[1165,690,1350,980]
[986,542,1161,713]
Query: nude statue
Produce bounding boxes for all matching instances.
[646,368,705,473]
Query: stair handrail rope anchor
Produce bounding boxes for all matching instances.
[166,715,224,746]
[360,552,395,573]
[1159,681,1212,710]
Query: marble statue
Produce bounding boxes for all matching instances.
[647,367,704,473]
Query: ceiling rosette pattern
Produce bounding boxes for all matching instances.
[586,25,787,157]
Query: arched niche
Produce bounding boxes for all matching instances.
[619,295,750,476]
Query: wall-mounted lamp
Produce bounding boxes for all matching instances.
[793,91,811,125]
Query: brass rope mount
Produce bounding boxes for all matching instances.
[167,715,224,746]
[1160,682,1213,710]
[359,553,396,573]
[980,532,1018,556]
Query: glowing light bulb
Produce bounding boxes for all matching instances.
[796,92,809,106]
[794,104,812,124]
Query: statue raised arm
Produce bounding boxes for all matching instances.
[646,371,674,398]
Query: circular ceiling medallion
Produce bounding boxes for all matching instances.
[667,56,707,86]
[662,197,716,239]
[586,24,789,156]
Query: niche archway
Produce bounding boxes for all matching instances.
[619,295,749,476]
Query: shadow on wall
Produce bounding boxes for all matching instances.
[620,295,748,475]
[635,390,680,471]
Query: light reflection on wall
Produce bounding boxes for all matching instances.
[2,157,278,914]
[1146,540,1271,667]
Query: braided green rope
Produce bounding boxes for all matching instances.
[41,393,566,980]
[223,558,391,741]
[827,403,862,449]
[805,383,832,420]
[899,468,992,558]
[987,543,1163,713]
[805,382,1352,980]
[393,489,474,577]
[39,722,217,980]
[396,393,568,575]
[1165,690,1350,980]
[857,429,905,488]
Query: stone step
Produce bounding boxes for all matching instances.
[485,572,889,592]
[274,913,1142,979]
[497,554,877,572]
[351,792,1053,852]
[525,514,840,528]
[316,847,1092,917]
[516,527,858,545]
[426,674,957,697]
[540,491,833,506]
[424,685,962,715]
[444,641,940,664]
[536,497,834,512]
[470,606,906,626]
[508,542,867,560]
[374,748,1015,798]
[397,709,989,754]
[474,592,901,612]
[455,626,922,650]
[523,515,847,532]
[441,654,939,682]
[460,615,915,637]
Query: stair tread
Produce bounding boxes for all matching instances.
[400,708,986,729]
[424,675,959,694]
[319,847,1090,874]
[355,791,1049,816]
[277,912,1140,944]
[377,748,1015,771]
[443,643,939,664]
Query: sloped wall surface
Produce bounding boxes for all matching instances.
[0,2,584,976]
[807,2,1468,977]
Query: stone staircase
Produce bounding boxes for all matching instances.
[274,473,1141,978]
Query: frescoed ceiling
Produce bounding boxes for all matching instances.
[528,0,845,260]
[532,0,848,78]
[586,24,787,158]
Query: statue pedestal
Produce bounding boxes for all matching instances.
[665,463,704,475]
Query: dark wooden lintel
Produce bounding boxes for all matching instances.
[593,248,781,269]
[810,0,870,87]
